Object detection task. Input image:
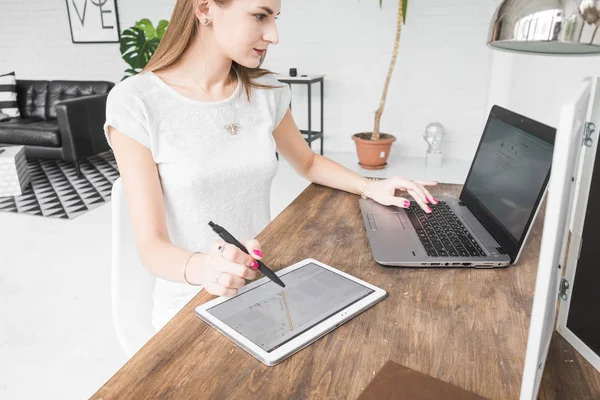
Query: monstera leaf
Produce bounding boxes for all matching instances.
[156,20,168,40]
[135,18,168,41]
[119,19,168,81]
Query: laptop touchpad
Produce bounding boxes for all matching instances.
[371,213,407,231]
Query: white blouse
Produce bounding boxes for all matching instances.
[103,70,291,330]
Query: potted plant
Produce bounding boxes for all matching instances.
[119,18,168,81]
[352,0,408,170]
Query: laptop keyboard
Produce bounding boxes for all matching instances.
[405,201,486,258]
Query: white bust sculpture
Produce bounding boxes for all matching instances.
[424,122,444,154]
[424,122,444,167]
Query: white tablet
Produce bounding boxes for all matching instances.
[195,258,387,366]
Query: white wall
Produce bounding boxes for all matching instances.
[0,0,175,82]
[267,0,501,159]
[506,55,600,128]
[3,0,596,162]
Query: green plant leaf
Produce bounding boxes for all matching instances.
[156,20,169,40]
[120,27,146,68]
[120,27,159,69]
[119,19,168,79]
[135,18,157,40]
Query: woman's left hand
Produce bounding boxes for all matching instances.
[366,177,438,213]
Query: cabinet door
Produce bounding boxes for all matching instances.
[557,77,600,374]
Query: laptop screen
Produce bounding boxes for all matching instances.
[460,106,555,262]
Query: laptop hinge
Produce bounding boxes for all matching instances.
[583,122,594,148]
[559,276,570,301]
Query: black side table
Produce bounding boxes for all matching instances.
[277,75,324,155]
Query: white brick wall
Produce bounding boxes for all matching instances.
[1,0,555,162]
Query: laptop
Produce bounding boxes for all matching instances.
[359,105,555,268]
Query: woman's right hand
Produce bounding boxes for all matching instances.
[195,239,261,297]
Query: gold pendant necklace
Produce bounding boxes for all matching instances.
[224,122,240,135]
[191,72,240,135]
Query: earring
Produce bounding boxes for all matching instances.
[203,18,213,27]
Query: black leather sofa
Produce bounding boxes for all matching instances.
[0,79,114,178]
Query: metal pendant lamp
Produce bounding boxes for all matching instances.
[488,0,600,55]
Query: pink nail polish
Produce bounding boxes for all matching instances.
[426,207,432,213]
[403,200,410,208]
[433,197,439,204]
[253,249,263,257]
[252,261,259,269]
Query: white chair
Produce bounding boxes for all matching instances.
[111,177,156,358]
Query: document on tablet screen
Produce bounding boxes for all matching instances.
[206,262,374,352]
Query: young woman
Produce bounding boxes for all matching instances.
[104,0,437,330]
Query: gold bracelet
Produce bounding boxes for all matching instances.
[360,178,377,200]
[183,252,203,286]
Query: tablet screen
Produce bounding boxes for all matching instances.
[206,262,374,352]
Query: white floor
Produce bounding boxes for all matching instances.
[0,152,469,400]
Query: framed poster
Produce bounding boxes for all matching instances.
[66,0,121,43]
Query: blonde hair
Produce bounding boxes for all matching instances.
[142,0,281,100]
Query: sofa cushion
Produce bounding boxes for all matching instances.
[48,81,113,119]
[0,117,61,147]
[0,72,20,121]
[16,80,49,120]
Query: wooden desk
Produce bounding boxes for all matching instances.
[93,184,600,400]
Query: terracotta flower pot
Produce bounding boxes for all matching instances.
[352,132,396,170]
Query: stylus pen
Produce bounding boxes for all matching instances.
[209,221,286,288]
